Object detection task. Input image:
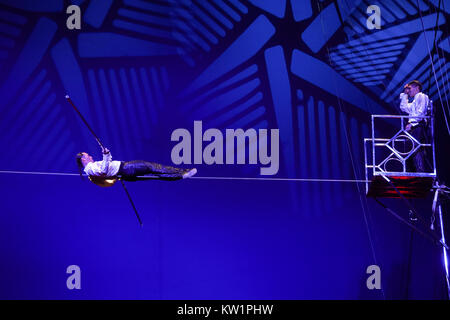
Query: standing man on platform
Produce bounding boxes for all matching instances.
[399,80,430,172]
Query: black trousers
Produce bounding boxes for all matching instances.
[118,160,187,181]
[406,123,429,172]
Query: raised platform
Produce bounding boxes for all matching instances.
[366,175,435,198]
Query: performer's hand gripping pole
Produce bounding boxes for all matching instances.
[65,95,143,227]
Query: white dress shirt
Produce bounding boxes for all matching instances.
[84,152,121,177]
[399,92,429,126]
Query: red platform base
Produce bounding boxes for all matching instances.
[367,175,435,198]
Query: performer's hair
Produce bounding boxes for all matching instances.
[76,152,85,179]
[408,80,422,91]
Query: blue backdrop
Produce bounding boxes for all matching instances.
[0,0,449,299]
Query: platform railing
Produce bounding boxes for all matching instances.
[364,114,436,194]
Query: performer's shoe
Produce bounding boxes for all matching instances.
[183,168,197,179]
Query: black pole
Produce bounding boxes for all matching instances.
[65,94,143,227]
[120,179,143,227]
[65,95,105,149]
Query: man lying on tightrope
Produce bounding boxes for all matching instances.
[76,146,197,187]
